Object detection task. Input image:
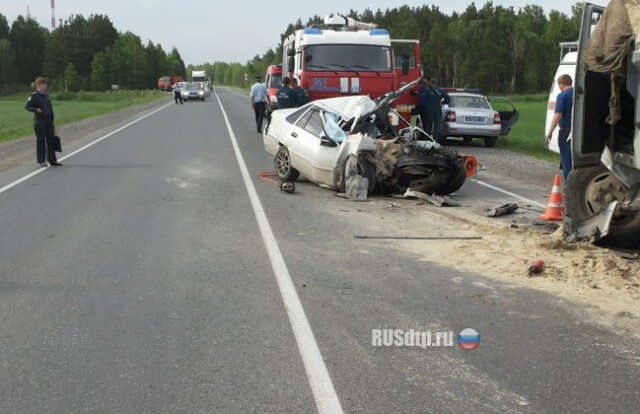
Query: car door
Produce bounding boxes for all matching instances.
[286,108,341,186]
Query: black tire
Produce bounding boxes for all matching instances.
[565,164,640,247]
[484,137,497,147]
[440,158,467,194]
[274,146,300,181]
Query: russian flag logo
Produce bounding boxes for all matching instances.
[458,328,480,350]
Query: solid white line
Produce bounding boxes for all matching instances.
[214,91,343,414]
[0,101,173,196]
[470,178,546,209]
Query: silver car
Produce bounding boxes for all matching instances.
[181,83,209,101]
[441,92,518,147]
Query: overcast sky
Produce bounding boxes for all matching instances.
[2,0,610,65]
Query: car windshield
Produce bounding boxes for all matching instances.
[305,45,392,73]
[323,112,347,143]
[187,84,201,91]
[449,95,491,110]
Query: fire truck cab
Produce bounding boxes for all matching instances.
[281,13,421,125]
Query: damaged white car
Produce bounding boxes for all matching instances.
[263,79,469,197]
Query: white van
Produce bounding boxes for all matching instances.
[546,42,577,153]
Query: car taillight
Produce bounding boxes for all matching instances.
[445,111,456,122]
[493,113,501,124]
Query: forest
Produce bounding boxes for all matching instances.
[0,13,186,94]
[193,2,583,94]
[1,2,583,95]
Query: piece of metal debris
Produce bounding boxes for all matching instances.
[487,203,519,217]
[354,235,482,240]
[563,201,617,243]
[280,181,296,193]
[402,190,460,207]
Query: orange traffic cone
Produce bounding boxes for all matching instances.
[540,174,564,221]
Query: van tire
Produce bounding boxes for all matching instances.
[565,165,640,247]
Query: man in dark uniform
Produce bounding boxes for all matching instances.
[275,77,298,109]
[424,78,450,143]
[290,78,310,107]
[25,77,61,166]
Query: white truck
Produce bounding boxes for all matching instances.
[564,1,640,247]
[546,42,577,154]
[191,70,211,90]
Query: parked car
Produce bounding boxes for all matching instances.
[263,78,467,196]
[181,83,209,101]
[441,91,519,147]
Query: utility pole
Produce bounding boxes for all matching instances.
[51,0,56,29]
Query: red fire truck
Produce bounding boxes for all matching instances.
[281,13,421,126]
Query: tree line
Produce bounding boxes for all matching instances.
[192,2,583,94]
[0,13,187,94]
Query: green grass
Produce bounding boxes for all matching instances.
[0,91,168,143]
[491,94,560,162]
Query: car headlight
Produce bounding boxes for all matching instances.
[199,91,204,95]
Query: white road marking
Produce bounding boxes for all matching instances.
[214,91,344,414]
[470,178,546,209]
[215,86,248,98]
[0,101,174,196]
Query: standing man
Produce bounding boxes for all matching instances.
[290,78,310,107]
[250,76,268,133]
[425,78,450,144]
[275,77,298,109]
[172,82,183,104]
[25,77,62,167]
[417,78,431,135]
[546,74,574,180]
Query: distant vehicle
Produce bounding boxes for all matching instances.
[191,70,211,89]
[546,42,578,153]
[440,91,519,147]
[158,75,183,91]
[264,64,283,109]
[181,83,209,101]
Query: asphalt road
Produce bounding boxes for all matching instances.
[0,89,638,413]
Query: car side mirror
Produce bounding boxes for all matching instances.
[320,136,337,147]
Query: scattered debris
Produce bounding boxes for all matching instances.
[354,235,482,240]
[528,259,545,275]
[487,203,519,217]
[280,180,296,193]
[563,201,617,243]
[402,190,460,207]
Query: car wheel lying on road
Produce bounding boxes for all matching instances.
[565,164,640,248]
[275,146,300,181]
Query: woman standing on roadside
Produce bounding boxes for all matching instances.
[25,77,62,167]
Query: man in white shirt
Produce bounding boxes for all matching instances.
[172,82,183,105]
[250,76,268,133]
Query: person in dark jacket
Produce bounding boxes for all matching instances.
[25,77,61,167]
[290,78,310,107]
[424,78,450,143]
[275,77,298,109]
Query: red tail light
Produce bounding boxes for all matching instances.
[493,112,501,124]
[445,111,456,122]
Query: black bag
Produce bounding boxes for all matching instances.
[53,128,62,152]
[53,135,62,152]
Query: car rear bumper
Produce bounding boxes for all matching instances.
[442,122,501,138]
